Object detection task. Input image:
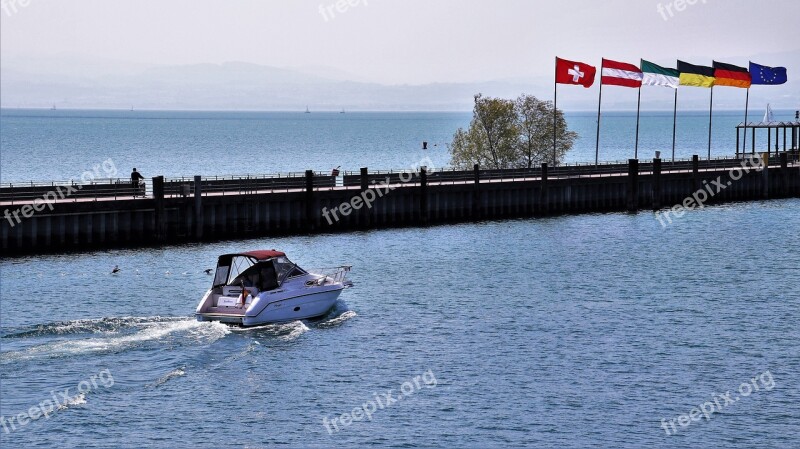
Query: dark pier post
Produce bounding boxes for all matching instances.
[194,175,203,240]
[768,129,772,156]
[652,157,662,210]
[153,176,166,243]
[627,159,639,212]
[419,167,429,225]
[305,170,315,231]
[692,155,700,192]
[780,152,789,197]
[360,167,371,228]
[540,163,549,215]
[783,127,787,152]
[761,153,770,199]
[472,164,482,219]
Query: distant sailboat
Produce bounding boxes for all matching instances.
[763,103,775,123]
[340,108,345,114]
[305,106,311,114]
[50,104,56,111]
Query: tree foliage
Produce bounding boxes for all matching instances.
[449,93,577,169]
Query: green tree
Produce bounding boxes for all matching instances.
[449,94,518,170]
[449,93,577,169]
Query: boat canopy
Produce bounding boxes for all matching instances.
[212,250,303,288]
[237,250,286,260]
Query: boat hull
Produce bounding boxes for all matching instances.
[196,287,343,327]
[243,287,343,326]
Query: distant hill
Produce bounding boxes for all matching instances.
[2,56,797,112]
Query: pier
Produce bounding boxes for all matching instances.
[2,153,799,256]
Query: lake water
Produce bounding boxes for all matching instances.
[1,199,799,448]
[1,108,796,183]
[1,110,799,448]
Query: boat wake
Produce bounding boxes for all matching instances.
[58,393,88,411]
[1,304,357,364]
[316,310,358,328]
[1,316,183,339]
[230,320,310,341]
[0,317,230,364]
[150,366,187,388]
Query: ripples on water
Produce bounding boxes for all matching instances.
[1,199,799,448]
[3,109,795,182]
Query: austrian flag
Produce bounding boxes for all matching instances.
[601,58,643,88]
[555,57,596,88]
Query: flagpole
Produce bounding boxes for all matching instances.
[707,86,714,159]
[553,57,558,165]
[595,59,604,166]
[742,87,750,156]
[671,88,678,162]
[634,86,642,159]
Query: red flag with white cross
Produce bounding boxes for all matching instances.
[555,57,596,88]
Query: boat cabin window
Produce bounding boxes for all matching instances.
[213,255,255,288]
[274,257,306,282]
[213,255,304,291]
[213,266,229,287]
[230,261,279,291]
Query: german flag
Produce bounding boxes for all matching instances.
[677,60,715,88]
[713,61,751,88]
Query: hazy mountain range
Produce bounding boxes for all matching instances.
[2,53,798,112]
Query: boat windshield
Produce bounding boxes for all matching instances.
[274,256,306,283]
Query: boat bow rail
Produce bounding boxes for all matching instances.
[308,266,353,287]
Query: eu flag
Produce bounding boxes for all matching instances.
[749,62,787,85]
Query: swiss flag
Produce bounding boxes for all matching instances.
[556,57,596,88]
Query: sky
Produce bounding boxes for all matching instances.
[1,0,798,110]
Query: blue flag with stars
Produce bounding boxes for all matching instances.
[749,62,787,85]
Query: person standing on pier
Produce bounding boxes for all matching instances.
[131,168,145,198]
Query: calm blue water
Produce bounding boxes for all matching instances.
[1,110,799,448]
[1,200,799,448]
[1,109,796,183]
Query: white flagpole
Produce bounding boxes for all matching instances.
[595,59,604,165]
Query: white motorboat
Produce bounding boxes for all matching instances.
[195,250,352,326]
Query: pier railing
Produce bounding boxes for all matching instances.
[0,178,144,204]
[162,172,335,197]
[2,152,797,204]
[342,153,797,186]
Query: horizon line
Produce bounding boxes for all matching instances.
[2,107,797,114]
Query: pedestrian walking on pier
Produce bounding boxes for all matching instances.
[131,168,145,198]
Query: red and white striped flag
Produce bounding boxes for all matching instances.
[601,58,643,88]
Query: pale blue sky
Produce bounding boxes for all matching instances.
[1,0,798,110]
[2,0,798,84]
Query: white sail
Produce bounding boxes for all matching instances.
[763,104,775,123]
